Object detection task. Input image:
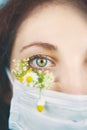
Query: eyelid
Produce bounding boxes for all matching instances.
[29,54,56,63]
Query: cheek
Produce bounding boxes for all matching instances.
[49,64,87,94]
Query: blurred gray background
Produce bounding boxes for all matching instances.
[0,0,9,8]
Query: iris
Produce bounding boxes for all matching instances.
[36,58,47,67]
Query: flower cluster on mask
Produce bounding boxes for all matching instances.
[12,58,54,91]
[12,58,54,112]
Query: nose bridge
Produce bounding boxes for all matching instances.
[61,59,82,94]
[67,64,80,86]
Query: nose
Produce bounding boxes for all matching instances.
[58,64,83,95]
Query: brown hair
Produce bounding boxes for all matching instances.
[0,0,87,129]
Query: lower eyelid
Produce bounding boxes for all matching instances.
[30,60,54,69]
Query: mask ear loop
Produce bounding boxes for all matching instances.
[5,68,14,86]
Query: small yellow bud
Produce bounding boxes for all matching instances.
[37,105,44,112]
[27,70,32,73]
[18,77,24,82]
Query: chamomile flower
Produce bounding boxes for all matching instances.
[23,71,38,87]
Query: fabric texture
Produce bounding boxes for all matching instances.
[9,80,87,130]
[6,69,87,130]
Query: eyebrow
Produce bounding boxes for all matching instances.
[20,42,57,52]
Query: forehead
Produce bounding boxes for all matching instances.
[15,5,87,54]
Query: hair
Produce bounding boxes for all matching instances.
[0,0,87,129]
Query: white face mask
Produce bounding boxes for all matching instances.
[6,69,87,130]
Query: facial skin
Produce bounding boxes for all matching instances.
[10,4,87,95]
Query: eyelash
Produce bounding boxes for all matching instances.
[29,54,55,70]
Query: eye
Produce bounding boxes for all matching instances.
[29,55,55,69]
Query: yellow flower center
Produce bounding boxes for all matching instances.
[27,69,32,73]
[26,76,33,82]
[37,105,44,112]
[18,77,24,83]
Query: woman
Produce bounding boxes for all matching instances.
[0,0,87,129]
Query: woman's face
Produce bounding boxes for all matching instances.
[10,5,87,95]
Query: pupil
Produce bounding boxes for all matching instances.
[40,60,44,64]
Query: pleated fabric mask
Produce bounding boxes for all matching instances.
[6,68,87,130]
